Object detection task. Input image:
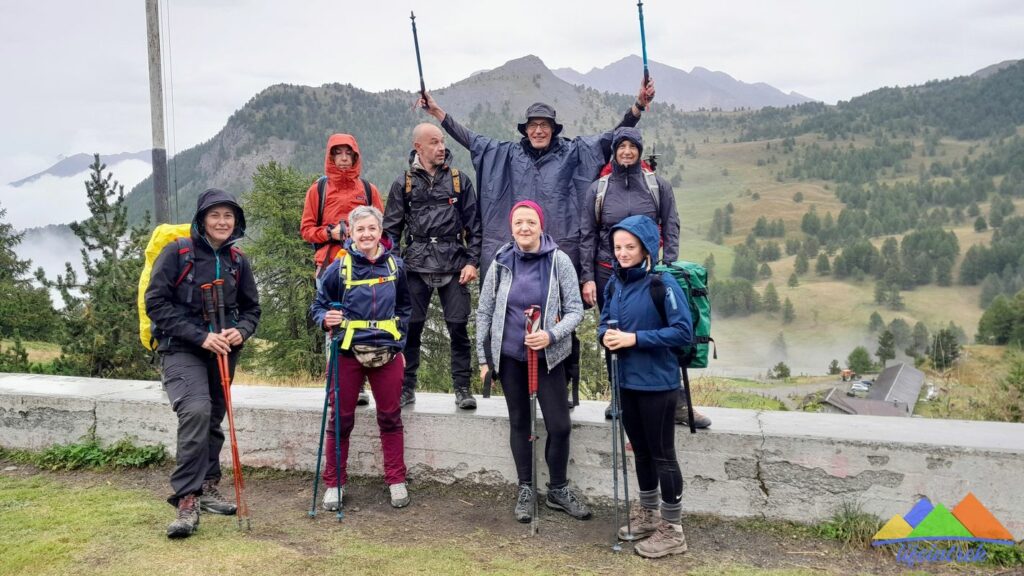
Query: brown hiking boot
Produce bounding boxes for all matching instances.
[200,480,237,516]
[166,494,200,539]
[634,521,688,558]
[619,506,659,541]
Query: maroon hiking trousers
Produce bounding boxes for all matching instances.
[323,353,407,487]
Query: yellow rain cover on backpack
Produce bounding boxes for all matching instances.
[138,223,192,350]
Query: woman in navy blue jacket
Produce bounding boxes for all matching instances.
[310,205,413,510]
[598,214,693,559]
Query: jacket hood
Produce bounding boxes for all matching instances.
[408,148,454,170]
[496,233,559,267]
[610,215,659,268]
[324,133,363,181]
[193,188,246,240]
[611,127,644,172]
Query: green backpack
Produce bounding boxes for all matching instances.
[650,261,715,368]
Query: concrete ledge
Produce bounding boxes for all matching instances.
[1,372,1022,539]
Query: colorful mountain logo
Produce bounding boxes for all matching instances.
[872,492,1015,546]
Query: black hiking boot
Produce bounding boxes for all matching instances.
[357,383,370,406]
[167,494,200,539]
[399,387,416,408]
[454,388,477,410]
[514,484,534,523]
[199,480,236,515]
[605,402,613,419]
[546,485,591,520]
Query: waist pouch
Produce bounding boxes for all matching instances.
[352,344,396,368]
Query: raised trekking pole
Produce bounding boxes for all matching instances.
[637,0,650,88]
[607,320,633,548]
[213,279,251,530]
[525,304,543,536]
[410,11,428,108]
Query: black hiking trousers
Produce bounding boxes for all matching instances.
[161,349,238,507]
[620,387,683,504]
[401,271,472,393]
[498,355,571,488]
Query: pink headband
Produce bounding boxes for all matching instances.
[510,200,544,228]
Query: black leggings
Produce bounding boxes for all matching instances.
[499,355,571,488]
[620,387,683,503]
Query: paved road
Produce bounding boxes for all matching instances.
[735,381,841,409]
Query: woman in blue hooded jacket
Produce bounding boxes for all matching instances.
[598,214,693,559]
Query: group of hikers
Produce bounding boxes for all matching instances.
[144,76,708,558]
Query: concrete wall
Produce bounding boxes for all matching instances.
[2,372,1022,540]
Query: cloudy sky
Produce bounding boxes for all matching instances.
[0,0,1021,189]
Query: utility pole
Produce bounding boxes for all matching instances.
[146,0,170,224]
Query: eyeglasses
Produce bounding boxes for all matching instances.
[526,120,551,132]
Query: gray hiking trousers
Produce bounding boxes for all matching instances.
[161,350,237,507]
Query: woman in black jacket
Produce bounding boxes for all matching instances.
[145,188,261,539]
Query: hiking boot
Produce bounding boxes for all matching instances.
[389,482,411,508]
[605,402,613,419]
[357,385,370,406]
[199,480,236,516]
[675,405,712,429]
[514,484,534,523]
[454,388,477,410]
[619,505,659,541]
[166,494,200,539]
[322,485,343,511]
[634,521,688,558]
[399,388,416,408]
[545,486,591,520]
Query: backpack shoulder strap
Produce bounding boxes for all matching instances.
[229,245,244,283]
[361,178,373,206]
[451,168,461,194]
[315,176,328,226]
[649,272,668,328]
[643,169,661,215]
[595,175,611,226]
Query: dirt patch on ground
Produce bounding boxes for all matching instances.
[2,461,1018,575]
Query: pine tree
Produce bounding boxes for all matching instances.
[876,330,896,368]
[782,297,796,323]
[815,253,831,275]
[244,161,325,377]
[868,311,884,332]
[0,204,59,340]
[763,282,781,314]
[48,156,153,378]
[930,328,961,370]
[787,271,799,287]
[794,252,808,275]
[828,359,841,375]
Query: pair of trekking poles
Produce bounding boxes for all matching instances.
[200,280,251,530]
[309,303,345,521]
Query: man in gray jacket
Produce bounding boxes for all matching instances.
[384,123,483,410]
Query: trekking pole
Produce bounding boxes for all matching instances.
[607,320,633,548]
[329,312,344,522]
[410,11,428,108]
[309,302,345,519]
[525,304,542,537]
[637,0,650,87]
[213,279,251,530]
